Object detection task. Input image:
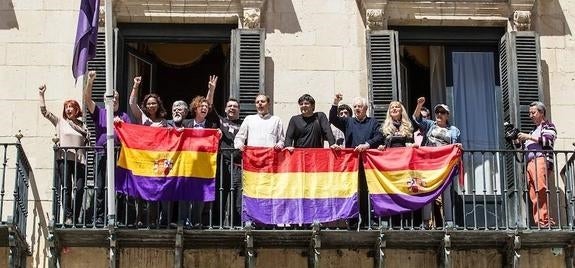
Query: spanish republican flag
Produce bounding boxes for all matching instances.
[242,148,359,225]
[115,123,221,201]
[363,145,463,216]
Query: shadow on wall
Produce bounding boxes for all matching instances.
[264,0,301,34]
[265,57,275,113]
[0,0,19,30]
[534,0,571,36]
[541,60,552,119]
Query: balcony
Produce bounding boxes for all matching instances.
[48,146,575,266]
[0,141,31,268]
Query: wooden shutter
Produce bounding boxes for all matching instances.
[499,31,542,133]
[499,31,542,227]
[366,30,401,122]
[230,28,265,119]
[84,31,107,181]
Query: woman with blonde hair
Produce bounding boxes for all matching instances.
[378,100,415,150]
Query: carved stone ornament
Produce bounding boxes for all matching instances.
[243,8,261,29]
[366,9,385,30]
[513,10,531,31]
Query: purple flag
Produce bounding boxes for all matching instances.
[72,0,100,80]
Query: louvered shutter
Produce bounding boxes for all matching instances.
[84,31,107,181]
[230,29,265,119]
[499,31,542,133]
[366,30,401,122]
[499,31,542,227]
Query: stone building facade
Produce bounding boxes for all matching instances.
[0,0,574,266]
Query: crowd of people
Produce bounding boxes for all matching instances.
[41,71,557,229]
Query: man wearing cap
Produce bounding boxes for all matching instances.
[413,97,461,228]
[513,101,557,227]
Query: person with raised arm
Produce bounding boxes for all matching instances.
[128,76,167,127]
[83,70,131,225]
[40,84,88,225]
[413,96,461,229]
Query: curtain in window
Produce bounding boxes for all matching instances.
[429,46,446,105]
[452,52,501,195]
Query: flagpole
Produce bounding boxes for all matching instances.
[104,0,117,266]
[104,0,116,226]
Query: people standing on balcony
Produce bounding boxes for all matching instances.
[329,93,384,229]
[413,97,461,229]
[129,76,168,127]
[513,101,557,228]
[128,76,167,227]
[284,94,337,150]
[83,70,131,226]
[234,94,285,151]
[39,84,89,226]
[206,76,244,227]
[331,104,352,146]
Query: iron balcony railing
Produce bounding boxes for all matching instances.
[51,146,575,232]
[0,143,30,236]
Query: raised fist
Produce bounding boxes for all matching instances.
[39,84,46,96]
[417,97,425,105]
[334,93,343,105]
[88,70,96,80]
[133,76,142,86]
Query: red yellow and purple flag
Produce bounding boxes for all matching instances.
[242,148,359,225]
[363,145,463,217]
[115,123,221,201]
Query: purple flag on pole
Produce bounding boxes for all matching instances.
[72,0,100,80]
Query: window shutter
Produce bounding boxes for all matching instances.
[366,30,401,122]
[230,28,265,119]
[499,31,542,227]
[84,31,107,181]
[499,31,542,133]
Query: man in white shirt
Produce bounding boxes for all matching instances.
[234,94,285,150]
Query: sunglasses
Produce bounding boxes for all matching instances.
[435,110,448,115]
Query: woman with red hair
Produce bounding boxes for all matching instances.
[39,84,89,226]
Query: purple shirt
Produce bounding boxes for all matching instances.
[92,105,131,148]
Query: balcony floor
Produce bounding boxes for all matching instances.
[53,227,575,249]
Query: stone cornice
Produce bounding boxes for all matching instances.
[356,0,536,28]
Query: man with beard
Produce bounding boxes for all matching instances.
[166,100,191,128]
[234,94,285,151]
[206,77,244,227]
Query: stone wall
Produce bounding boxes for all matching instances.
[535,0,575,150]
